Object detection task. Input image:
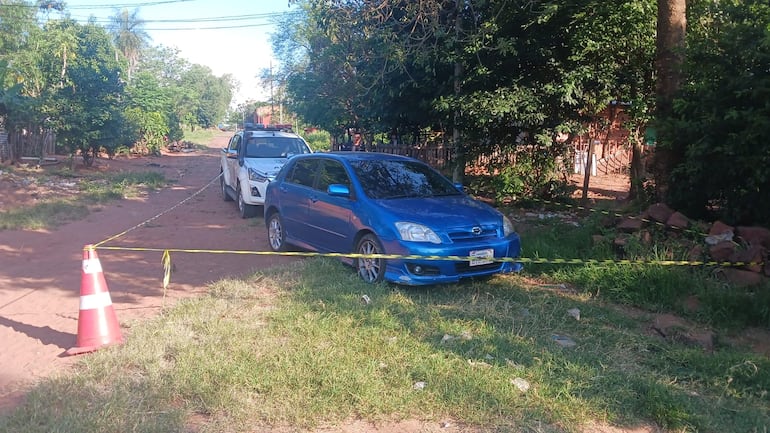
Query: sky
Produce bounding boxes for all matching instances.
[62,0,297,106]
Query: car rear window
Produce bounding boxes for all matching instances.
[351,160,461,199]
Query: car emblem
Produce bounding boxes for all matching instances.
[472,226,482,235]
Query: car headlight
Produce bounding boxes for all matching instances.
[395,222,441,244]
[248,168,270,182]
[503,215,515,237]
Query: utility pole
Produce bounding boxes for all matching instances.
[270,61,274,123]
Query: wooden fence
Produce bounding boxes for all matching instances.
[0,129,57,163]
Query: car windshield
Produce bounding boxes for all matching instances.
[244,137,309,158]
[350,159,462,199]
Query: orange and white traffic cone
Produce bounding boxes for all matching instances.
[65,245,123,356]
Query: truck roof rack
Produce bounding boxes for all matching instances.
[244,122,294,132]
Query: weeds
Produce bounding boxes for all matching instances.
[0,171,167,230]
[1,255,767,432]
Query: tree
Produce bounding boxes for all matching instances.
[178,64,233,129]
[652,0,686,197]
[664,0,770,225]
[108,8,149,83]
[42,20,126,165]
[278,1,658,201]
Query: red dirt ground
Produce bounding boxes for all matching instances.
[0,133,298,413]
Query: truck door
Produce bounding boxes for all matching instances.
[226,134,242,189]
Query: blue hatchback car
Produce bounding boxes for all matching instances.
[263,152,523,285]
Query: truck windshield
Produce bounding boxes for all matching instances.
[244,138,310,158]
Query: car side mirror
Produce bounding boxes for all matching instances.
[327,184,350,197]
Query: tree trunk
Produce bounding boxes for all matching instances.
[451,0,465,184]
[629,128,645,200]
[653,0,687,198]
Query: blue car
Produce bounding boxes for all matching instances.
[263,152,523,285]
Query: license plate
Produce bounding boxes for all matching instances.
[469,249,494,266]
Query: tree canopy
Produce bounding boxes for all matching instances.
[2,0,769,224]
[0,1,234,161]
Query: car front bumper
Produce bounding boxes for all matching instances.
[378,235,523,285]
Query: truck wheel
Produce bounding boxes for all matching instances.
[237,184,257,218]
[220,171,233,201]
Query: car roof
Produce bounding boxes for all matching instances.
[294,152,419,163]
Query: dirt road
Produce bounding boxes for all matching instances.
[0,133,297,412]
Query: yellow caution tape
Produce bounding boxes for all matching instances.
[94,245,762,268]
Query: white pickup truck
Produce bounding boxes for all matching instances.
[220,124,313,218]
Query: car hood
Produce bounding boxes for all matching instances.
[374,195,502,228]
[243,158,287,176]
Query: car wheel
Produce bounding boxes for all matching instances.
[355,234,385,283]
[220,171,233,201]
[267,212,287,252]
[237,184,257,218]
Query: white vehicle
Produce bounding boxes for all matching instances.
[220,123,313,218]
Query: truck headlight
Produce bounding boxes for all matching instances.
[248,168,270,182]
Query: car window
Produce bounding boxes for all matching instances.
[286,159,317,187]
[351,159,461,199]
[230,134,241,151]
[316,160,351,192]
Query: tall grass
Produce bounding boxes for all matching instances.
[514,205,770,329]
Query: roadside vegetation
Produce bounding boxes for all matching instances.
[182,127,223,149]
[0,169,166,230]
[1,211,767,433]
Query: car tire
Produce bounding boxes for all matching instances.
[355,234,385,283]
[267,212,287,252]
[220,171,233,201]
[237,184,257,218]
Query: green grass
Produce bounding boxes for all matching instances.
[182,127,225,149]
[0,171,167,230]
[510,204,770,330]
[1,252,767,432]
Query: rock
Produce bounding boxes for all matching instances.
[600,216,617,228]
[645,202,675,223]
[709,241,736,262]
[666,211,690,229]
[511,377,531,393]
[717,268,765,287]
[640,230,653,245]
[709,220,734,236]
[592,234,605,245]
[688,245,704,262]
[729,245,766,273]
[552,334,576,348]
[617,216,643,232]
[736,226,770,249]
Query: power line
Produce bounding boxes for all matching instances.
[68,11,293,24]
[63,0,194,9]
[0,0,193,9]
[143,22,277,31]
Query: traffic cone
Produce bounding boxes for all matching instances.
[65,245,123,356]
